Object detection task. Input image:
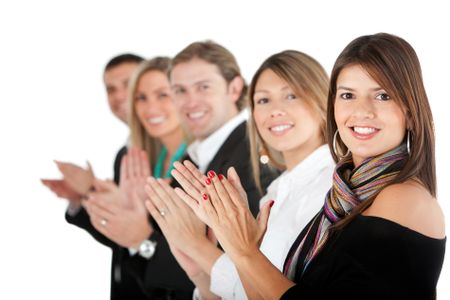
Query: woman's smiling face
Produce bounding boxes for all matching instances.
[334,64,407,167]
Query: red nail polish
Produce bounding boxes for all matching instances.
[207,170,216,178]
[218,174,224,181]
[202,193,209,200]
[269,200,275,207]
[205,178,211,185]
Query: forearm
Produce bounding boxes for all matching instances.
[233,250,295,300]
[188,238,224,276]
[190,272,220,300]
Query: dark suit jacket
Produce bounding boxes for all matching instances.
[204,121,277,216]
[124,121,280,296]
[66,146,194,300]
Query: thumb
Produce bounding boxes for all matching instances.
[257,200,274,244]
[86,161,95,177]
[227,166,247,205]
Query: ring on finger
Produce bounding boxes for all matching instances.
[159,208,168,217]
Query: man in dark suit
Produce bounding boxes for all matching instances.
[62,53,154,300]
[121,41,278,297]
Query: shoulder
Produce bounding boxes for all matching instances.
[363,180,445,239]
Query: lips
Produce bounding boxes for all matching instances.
[187,111,207,120]
[268,123,294,136]
[350,126,380,140]
[148,116,166,124]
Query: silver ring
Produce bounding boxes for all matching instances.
[159,209,167,217]
[100,219,107,226]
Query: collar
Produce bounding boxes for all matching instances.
[267,144,334,192]
[187,109,249,173]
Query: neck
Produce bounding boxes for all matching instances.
[161,127,185,156]
[196,108,240,142]
[282,138,324,171]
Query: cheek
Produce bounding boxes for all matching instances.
[135,103,147,119]
[252,109,266,132]
[333,103,347,129]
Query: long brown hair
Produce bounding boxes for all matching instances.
[327,33,436,220]
[248,50,329,191]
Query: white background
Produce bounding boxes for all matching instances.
[1,0,449,299]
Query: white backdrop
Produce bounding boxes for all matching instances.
[1,0,449,299]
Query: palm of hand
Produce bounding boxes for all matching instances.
[55,161,94,195]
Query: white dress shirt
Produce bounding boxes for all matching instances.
[187,109,248,173]
[209,145,335,299]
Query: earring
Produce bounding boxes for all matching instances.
[259,147,269,164]
[406,130,411,154]
[333,130,350,159]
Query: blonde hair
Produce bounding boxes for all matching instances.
[248,50,329,191]
[128,57,174,169]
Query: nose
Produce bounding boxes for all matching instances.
[352,98,375,119]
[270,104,287,118]
[180,91,199,109]
[115,87,127,104]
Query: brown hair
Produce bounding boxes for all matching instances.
[327,33,436,222]
[128,57,185,169]
[248,50,329,191]
[172,40,247,110]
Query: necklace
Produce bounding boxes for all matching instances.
[153,142,187,179]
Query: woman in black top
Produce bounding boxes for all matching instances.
[171,33,445,299]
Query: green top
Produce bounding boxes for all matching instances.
[153,142,187,179]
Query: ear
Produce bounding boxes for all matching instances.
[227,76,245,104]
[406,113,413,131]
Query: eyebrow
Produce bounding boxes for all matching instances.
[337,85,384,92]
[194,79,212,85]
[254,85,291,94]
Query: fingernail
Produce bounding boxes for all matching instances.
[269,200,275,208]
[218,174,224,181]
[205,178,211,185]
[202,193,209,200]
[207,170,216,178]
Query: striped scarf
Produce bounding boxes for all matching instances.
[283,144,408,280]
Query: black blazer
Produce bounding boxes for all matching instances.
[124,121,280,296]
[66,146,194,300]
[204,121,277,216]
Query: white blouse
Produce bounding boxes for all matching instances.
[208,145,334,299]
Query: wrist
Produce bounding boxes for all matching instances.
[130,223,154,249]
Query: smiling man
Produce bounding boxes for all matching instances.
[170,40,275,215]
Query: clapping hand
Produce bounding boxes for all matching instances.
[54,160,95,195]
[172,161,274,261]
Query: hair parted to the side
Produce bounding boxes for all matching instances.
[104,53,144,73]
[248,50,329,192]
[128,57,187,170]
[327,33,436,220]
[171,40,248,110]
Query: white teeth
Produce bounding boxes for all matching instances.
[270,124,293,132]
[353,127,376,134]
[148,116,165,124]
[188,111,206,119]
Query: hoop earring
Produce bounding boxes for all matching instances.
[406,130,411,154]
[333,130,349,159]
